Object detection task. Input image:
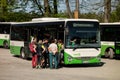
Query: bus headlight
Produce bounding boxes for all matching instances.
[68,56,73,62]
[96,55,101,61]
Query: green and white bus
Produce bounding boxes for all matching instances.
[10,18,101,64]
[0,22,11,48]
[100,23,120,59]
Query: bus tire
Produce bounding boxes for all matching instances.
[109,48,114,59]
[3,41,9,49]
[20,48,26,59]
[105,52,109,58]
[60,50,64,64]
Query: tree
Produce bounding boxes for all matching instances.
[65,0,73,18]
[111,1,120,22]
[0,0,7,16]
[116,4,120,21]
[32,0,44,15]
[74,0,79,18]
[104,0,111,22]
[44,0,51,17]
[53,0,58,14]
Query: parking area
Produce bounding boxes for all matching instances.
[0,48,120,80]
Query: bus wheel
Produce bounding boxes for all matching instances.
[105,52,109,58]
[60,50,64,64]
[108,48,114,59]
[20,48,26,59]
[3,41,9,49]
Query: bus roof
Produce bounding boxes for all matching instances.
[100,22,120,25]
[0,22,12,27]
[32,17,66,21]
[65,19,99,22]
[32,18,99,22]
[0,22,11,24]
[11,20,65,24]
[12,18,99,25]
[11,20,65,27]
[10,18,99,27]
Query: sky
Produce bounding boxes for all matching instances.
[22,0,103,13]
[16,0,117,14]
[58,0,103,13]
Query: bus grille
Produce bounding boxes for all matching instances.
[77,57,92,61]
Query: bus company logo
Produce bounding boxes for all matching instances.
[74,53,80,56]
[5,35,7,38]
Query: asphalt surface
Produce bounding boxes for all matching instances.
[0,48,120,80]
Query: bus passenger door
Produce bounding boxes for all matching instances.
[24,29,31,58]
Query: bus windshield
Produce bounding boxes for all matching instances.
[65,21,100,48]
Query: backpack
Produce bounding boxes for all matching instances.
[29,43,35,53]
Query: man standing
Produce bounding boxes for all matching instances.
[48,40,58,69]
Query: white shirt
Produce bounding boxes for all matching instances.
[49,43,58,54]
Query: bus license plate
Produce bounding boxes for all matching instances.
[83,60,89,63]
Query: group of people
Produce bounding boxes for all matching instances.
[29,37,64,69]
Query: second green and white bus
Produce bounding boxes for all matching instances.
[100,23,120,59]
[10,18,101,64]
[0,22,11,48]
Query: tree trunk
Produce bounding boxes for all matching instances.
[44,0,50,17]
[74,0,79,18]
[33,0,44,15]
[104,0,111,22]
[53,0,58,14]
[65,0,73,18]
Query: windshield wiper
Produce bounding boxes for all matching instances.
[73,46,81,51]
[73,47,77,51]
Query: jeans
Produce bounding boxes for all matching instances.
[49,52,58,69]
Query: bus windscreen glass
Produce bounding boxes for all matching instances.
[65,21,100,48]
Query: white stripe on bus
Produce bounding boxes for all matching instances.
[101,41,114,46]
[0,34,9,40]
[65,48,100,58]
[10,40,24,47]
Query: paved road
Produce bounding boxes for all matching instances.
[0,48,120,80]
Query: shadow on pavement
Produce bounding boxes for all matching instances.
[12,55,105,68]
[62,62,105,68]
[13,55,32,61]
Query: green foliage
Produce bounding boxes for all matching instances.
[116,3,120,21]
[79,13,104,22]
[110,11,118,22]
[0,12,40,22]
[0,0,7,14]
[0,16,7,22]
[110,2,120,22]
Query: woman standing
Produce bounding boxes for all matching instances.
[29,37,37,68]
